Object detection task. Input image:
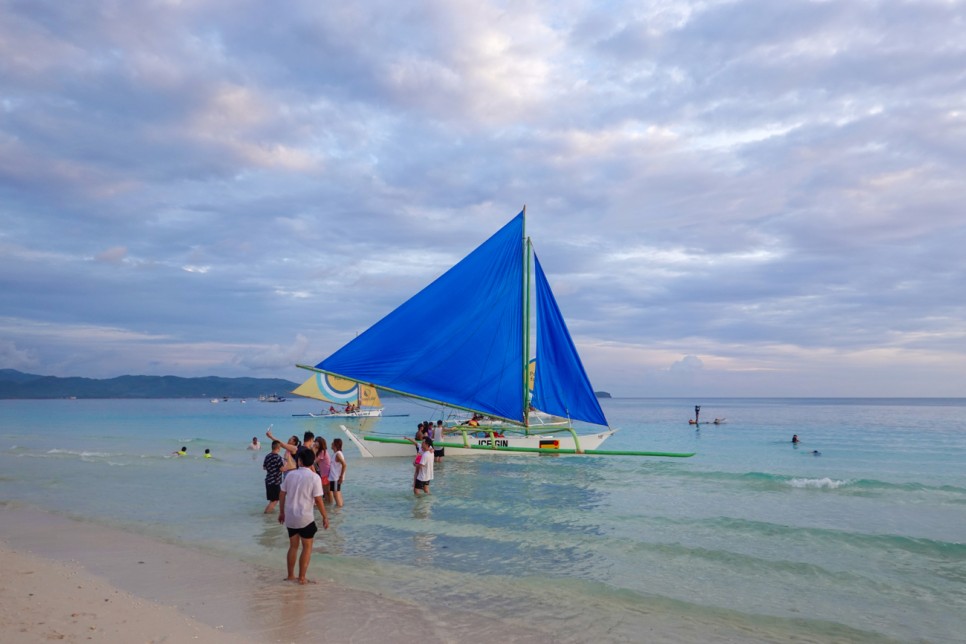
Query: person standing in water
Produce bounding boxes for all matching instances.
[278,449,328,584]
[313,436,333,504]
[263,440,284,513]
[413,437,435,496]
[433,420,445,463]
[404,422,427,453]
[266,428,300,473]
[329,438,347,507]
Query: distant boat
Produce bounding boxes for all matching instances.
[290,373,383,418]
[259,393,286,403]
[298,209,692,459]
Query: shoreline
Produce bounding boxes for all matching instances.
[0,506,896,644]
[0,504,552,643]
[5,394,957,644]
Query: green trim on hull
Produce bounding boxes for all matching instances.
[361,435,694,458]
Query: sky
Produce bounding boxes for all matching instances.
[1,0,965,397]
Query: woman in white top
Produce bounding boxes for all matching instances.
[329,438,347,507]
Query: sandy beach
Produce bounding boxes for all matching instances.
[0,541,245,643]
[0,504,552,643]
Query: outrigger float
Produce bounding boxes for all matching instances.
[298,208,694,460]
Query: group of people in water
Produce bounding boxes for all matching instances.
[405,420,446,463]
[257,428,348,584]
[262,428,347,511]
[204,424,441,585]
[171,446,213,458]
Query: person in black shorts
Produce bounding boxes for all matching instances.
[262,440,284,513]
[433,420,445,462]
[278,449,328,584]
[414,437,434,495]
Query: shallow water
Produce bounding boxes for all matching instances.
[1,397,964,642]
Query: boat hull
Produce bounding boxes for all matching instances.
[340,425,616,457]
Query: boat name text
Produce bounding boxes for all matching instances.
[478,439,509,447]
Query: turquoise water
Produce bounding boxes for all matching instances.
[1,397,964,642]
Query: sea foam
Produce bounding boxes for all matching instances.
[788,477,851,489]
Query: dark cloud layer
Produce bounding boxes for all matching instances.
[1,0,964,396]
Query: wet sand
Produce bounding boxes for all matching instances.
[0,504,552,643]
[0,541,247,643]
[0,504,892,643]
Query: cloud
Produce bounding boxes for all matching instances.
[0,0,964,394]
[669,355,704,374]
[236,334,313,372]
[95,246,128,263]
[0,340,39,372]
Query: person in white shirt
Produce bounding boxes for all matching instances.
[413,438,435,495]
[329,438,347,507]
[433,420,445,463]
[278,449,329,584]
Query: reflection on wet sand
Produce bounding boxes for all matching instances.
[412,497,436,563]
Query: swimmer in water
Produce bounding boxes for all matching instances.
[173,446,187,456]
[791,434,800,444]
[204,448,212,459]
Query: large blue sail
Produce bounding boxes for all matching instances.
[532,253,608,427]
[317,212,526,422]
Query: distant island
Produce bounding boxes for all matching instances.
[0,369,299,400]
[0,370,614,401]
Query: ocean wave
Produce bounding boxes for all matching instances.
[788,477,851,489]
[674,470,966,496]
[47,448,111,458]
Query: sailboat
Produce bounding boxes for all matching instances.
[297,208,693,459]
[290,372,384,418]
